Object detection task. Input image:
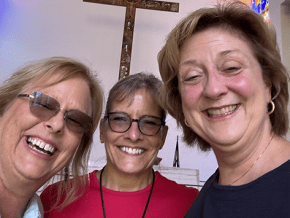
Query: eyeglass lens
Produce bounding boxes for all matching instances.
[107,112,163,136]
[28,92,92,134]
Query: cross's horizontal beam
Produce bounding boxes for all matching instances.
[84,0,179,12]
[84,0,179,79]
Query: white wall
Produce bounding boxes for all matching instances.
[281,0,290,72]
[0,0,285,182]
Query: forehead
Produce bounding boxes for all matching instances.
[180,28,253,58]
[23,73,91,102]
[111,89,152,107]
[25,72,86,92]
[110,89,162,116]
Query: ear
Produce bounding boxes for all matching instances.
[159,125,168,150]
[99,118,105,143]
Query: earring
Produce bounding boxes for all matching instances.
[267,101,275,115]
[64,166,69,182]
[184,118,190,127]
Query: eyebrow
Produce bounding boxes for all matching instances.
[180,49,242,67]
[219,49,242,57]
[179,59,198,67]
[220,50,232,56]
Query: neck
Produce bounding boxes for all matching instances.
[0,178,34,218]
[97,165,154,192]
[0,171,41,217]
[214,123,274,185]
[216,130,290,186]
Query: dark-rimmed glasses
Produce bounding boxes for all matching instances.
[104,112,165,136]
[18,91,93,134]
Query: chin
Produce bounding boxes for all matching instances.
[15,165,51,181]
[209,134,244,147]
[119,165,148,175]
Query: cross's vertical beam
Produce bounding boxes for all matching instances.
[119,3,136,79]
[84,0,179,80]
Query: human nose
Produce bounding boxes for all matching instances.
[44,110,65,134]
[124,120,143,141]
[203,69,228,99]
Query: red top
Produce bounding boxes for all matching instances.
[41,170,199,218]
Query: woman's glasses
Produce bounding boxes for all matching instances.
[104,112,165,136]
[18,92,93,134]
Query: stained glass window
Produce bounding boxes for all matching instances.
[252,0,270,22]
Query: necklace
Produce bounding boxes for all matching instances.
[100,167,155,218]
[230,134,274,185]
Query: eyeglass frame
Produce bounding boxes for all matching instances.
[104,112,166,136]
[18,91,93,134]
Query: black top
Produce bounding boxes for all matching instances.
[185,159,290,218]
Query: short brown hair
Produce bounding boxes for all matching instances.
[158,1,289,151]
[105,72,166,121]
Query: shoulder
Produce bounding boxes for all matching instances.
[184,170,218,217]
[23,194,44,218]
[40,181,60,201]
[150,172,199,216]
[40,180,63,212]
[155,171,199,197]
[40,170,97,210]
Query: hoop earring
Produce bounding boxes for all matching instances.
[184,118,190,127]
[267,101,275,115]
[64,166,69,182]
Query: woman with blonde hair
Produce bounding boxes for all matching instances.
[0,56,103,217]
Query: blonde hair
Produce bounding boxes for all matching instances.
[0,56,103,208]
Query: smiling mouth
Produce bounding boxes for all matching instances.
[119,146,145,155]
[27,137,57,156]
[207,104,239,117]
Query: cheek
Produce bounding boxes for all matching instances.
[103,128,114,143]
[65,134,83,153]
[179,85,201,110]
[228,74,253,99]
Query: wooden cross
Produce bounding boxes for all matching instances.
[84,0,179,79]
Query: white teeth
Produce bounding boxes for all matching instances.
[49,147,54,153]
[27,136,56,155]
[120,147,144,154]
[120,147,126,152]
[207,105,238,117]
[39,142,45,149]
[29,144,48,155]
[44,144,50,151]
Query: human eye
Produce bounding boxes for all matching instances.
[184,74,200,82]
[110,113,129,123]
[225,66,241,73]
[141,117,161,126]
[34,93,59,111]
[66,116,82,127]
[34,100,54,110]
[222,61,242,74]
[180,68,203,84]
[144,120,158,126]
